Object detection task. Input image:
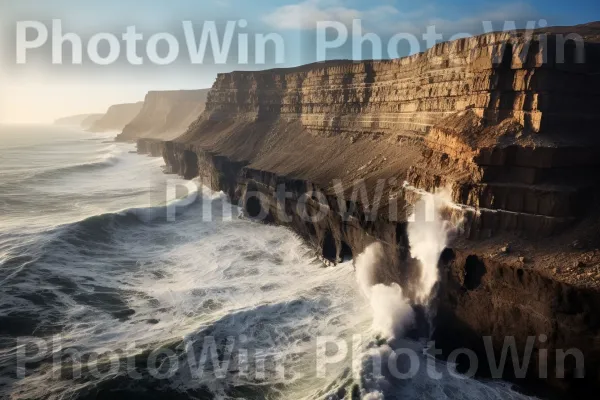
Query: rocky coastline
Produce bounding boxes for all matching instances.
[135,28,600,397]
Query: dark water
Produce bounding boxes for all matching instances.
[0,125,534,399]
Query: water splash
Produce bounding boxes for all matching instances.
[355,243,415,339]
[355,187,462,340]
[351,191,532,400]
[407,187,459,305]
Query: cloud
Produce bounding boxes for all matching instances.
[420,2,540,36]
[214,0,231,8]
[262,0,396,30]
[263,0,540,37]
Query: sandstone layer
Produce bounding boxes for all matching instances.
[88,102,143,133]
[138,25,600,397]
[115,89,210,142]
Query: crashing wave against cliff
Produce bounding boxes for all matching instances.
[137,26,600,396]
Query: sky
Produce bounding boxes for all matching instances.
[1,0,598,123]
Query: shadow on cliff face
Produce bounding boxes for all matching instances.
[182,150,199,180]
[322,229,337,263]
[242,181,275,224]
[431,249,600,399]
[245,194,263,219]
[340,239,353,262]
[319,229,354,264]
[464,255,486,290]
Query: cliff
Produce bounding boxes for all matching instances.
[138,26,600,396]
[88,102,143,133]
[176,30,600,237]
[115,89,209,142]
[54,113,102,129]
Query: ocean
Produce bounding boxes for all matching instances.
[0,125,534,399]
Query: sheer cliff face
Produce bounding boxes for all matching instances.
[177,31,600,238]
[116,90,209,142]
[204,32,599,136]
[88,102,143,133]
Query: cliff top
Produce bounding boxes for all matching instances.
[217,22,600,79]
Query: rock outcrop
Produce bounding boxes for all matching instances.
[88,102,143,133]
[115,89,209,142]
[138,25,600,397]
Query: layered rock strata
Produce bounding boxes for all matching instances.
[137,26,600,396]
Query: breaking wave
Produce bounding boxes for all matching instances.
[0,126,537,400]
[28,147,123,181]
[348,191,533,400]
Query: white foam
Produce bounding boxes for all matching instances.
[355,243,415,339]
[406,187,458,304]
[0,128,535,399]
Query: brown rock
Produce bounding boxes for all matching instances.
[141,24,600,396]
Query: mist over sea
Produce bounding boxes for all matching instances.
[0,125,534,399]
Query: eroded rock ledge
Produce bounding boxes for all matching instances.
[137,28,600,397]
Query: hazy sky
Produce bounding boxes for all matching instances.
[1,0,598,123]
